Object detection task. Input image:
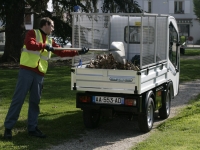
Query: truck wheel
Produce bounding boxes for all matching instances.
[83,110,100,128]
[138,97,154,132]
[159,89,171,119]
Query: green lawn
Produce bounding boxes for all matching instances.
[180,59,200,82]
[0,49,200,149]
[132,94,200,150]
[183,49,200,56]
[179,49,200,82]
[0,66,85,150]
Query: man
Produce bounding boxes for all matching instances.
[3,17,89,139]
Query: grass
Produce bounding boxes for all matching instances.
[0,66,85,150]
[180,50,200,82]
[183,49,200,56]
[132,95,200,150]
[0,49,199,149]
[131,49,200,150]
[180,59,200,82]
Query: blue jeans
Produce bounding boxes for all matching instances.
[4,68,44,131]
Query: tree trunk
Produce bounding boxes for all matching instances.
[1,0,26,63]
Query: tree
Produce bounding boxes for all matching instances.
[0,0,141,63]
[102,0,142,13]
[0,0,26,62]
[0,0,87,63]
[193,0,200,20]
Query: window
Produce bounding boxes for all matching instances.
[174,1,184,14]
[144,1,151,13]
[169,23,179,68]
[24,8,31,24]
[124,26,154,44]
[178,24,189,37]
[148,1,151,13]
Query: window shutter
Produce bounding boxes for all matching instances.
[169,0,174,13]
[184,0,190,13]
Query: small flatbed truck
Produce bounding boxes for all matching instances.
[70,13,180,132]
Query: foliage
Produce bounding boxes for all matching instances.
[193,0,200,21]
[0,0,142,63]
[102,0,142,13]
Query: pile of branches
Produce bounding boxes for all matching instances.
[86,53,140,71]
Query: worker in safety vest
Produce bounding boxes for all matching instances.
[3,17,89,139]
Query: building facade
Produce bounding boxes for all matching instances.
[95,0,198,44]
[138,0,199,43]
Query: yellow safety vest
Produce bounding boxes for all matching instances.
[20,29,52,74]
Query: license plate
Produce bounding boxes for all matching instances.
[93,96,124,105]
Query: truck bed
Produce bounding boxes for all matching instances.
[71,61,168,94]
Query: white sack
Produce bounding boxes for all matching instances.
[110,42,126,64]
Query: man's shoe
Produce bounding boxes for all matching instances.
[4,128,12,140]
[28,127,46,138]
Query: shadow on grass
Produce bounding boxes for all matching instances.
[0,110,171,150]
[0,110,84,150]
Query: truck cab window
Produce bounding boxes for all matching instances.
[169,24,179,68]
[124,26,154,44]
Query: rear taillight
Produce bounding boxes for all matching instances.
[79,96,91,103]
[124,98,137,106]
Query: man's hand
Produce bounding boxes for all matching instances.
[45,44,54,52]
[79,47,89,55]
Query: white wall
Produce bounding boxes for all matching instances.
[140,0,200,43]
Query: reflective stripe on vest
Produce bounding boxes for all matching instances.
[20,29,52,74]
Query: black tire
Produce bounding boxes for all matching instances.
[83,109,100,128]
[159,89,171,119]
[138,97,154,132]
